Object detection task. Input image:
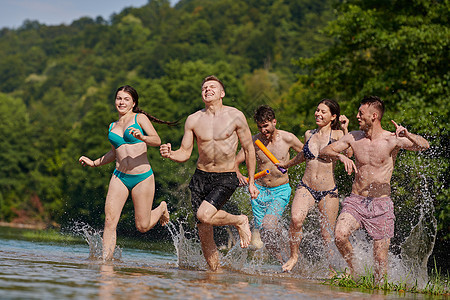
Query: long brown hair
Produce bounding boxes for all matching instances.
[115,85,178,126]
[318,98,341,130]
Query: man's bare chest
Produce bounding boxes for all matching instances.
[194,120,236,142]
[353,139,395,166]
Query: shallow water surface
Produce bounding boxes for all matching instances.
[0,228,429,299]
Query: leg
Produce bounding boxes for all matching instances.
[250,189,265,249]
[318,193,340,262]
[103,176,129,260]
[334,212,360,275]
[197,222,220,271]
[260,214,283,263]
[260,183,291,261]
[373,238,390,283]
[131,174,169,232]
[282,187,315,272]
[196,201,251,248]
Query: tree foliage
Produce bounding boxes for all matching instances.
[0,0,447,266]
[283,0,449,269]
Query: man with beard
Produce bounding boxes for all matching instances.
[319,96,429,281]
[235,105,304,262]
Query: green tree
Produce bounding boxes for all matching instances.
[62,101,115,227]
[0,93,37,221]
[287,0,449,270]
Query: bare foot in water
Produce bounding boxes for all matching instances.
[249,228,264,250]
[236,215,251,248]
[159,201,170,226]
[282,256,298,272]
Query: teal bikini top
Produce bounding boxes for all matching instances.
[108,114,145,148]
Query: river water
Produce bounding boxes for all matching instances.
[0,226,431,300]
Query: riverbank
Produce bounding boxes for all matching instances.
[0,221,47,230]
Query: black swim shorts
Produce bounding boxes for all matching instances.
[188,168,239,214]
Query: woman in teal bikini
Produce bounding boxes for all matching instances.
[79,85,174,260]
[277,99,352,272]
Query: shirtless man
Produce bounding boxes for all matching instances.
[160,75,259,271]
[235,105,303,262]
[319,96,429,281]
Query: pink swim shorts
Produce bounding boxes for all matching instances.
[341,193,395,240]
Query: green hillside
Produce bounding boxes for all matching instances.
[0,0,447,270]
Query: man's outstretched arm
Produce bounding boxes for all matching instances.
[391,120,430,151]
[160,116,195,162]
[319,134,357,175]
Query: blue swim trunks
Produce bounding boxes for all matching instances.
[252,183,292,229]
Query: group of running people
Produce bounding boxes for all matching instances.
[79,75,429,281]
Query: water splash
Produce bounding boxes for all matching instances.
[69,222,122,260]
[166,220,207,270]
[326,153,438,288]
[397,172,437,286]
[165,153,437,288]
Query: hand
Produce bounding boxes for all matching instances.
[236,172,248,187]
[339,154,357,175]
[339,115,349,132]
[79,156,95,167]
[391,120,409,138]
[160,143,172,158]
[275,161,288,169]
[128,127,144,140]
[248,183,259,199]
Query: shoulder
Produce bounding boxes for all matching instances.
[332,129,345,141]
[341,130,362,142]
[304,129,314,139]
[225,106,245,117]
[185,110,203,128]
[253,133,262,142]
[187,110,203,121]
[224,106,247,125]
[348,130,365,141]
[373,130,401,151]
[382,130,399,144]
[279,130,299,142]
[135,113,147,123]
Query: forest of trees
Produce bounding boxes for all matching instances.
[0,0,448,270]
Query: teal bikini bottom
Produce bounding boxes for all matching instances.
[113,168,153,191]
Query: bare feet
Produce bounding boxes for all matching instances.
[249,228,264,250]
[281,255,298,272]
[159,201,170,226]
[236,215,251,248]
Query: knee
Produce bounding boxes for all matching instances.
[196,211,211,224]
[136,221,150,233]
[290,214,305,230]
[334,228,349,246]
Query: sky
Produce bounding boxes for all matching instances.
[0,0,178,29]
